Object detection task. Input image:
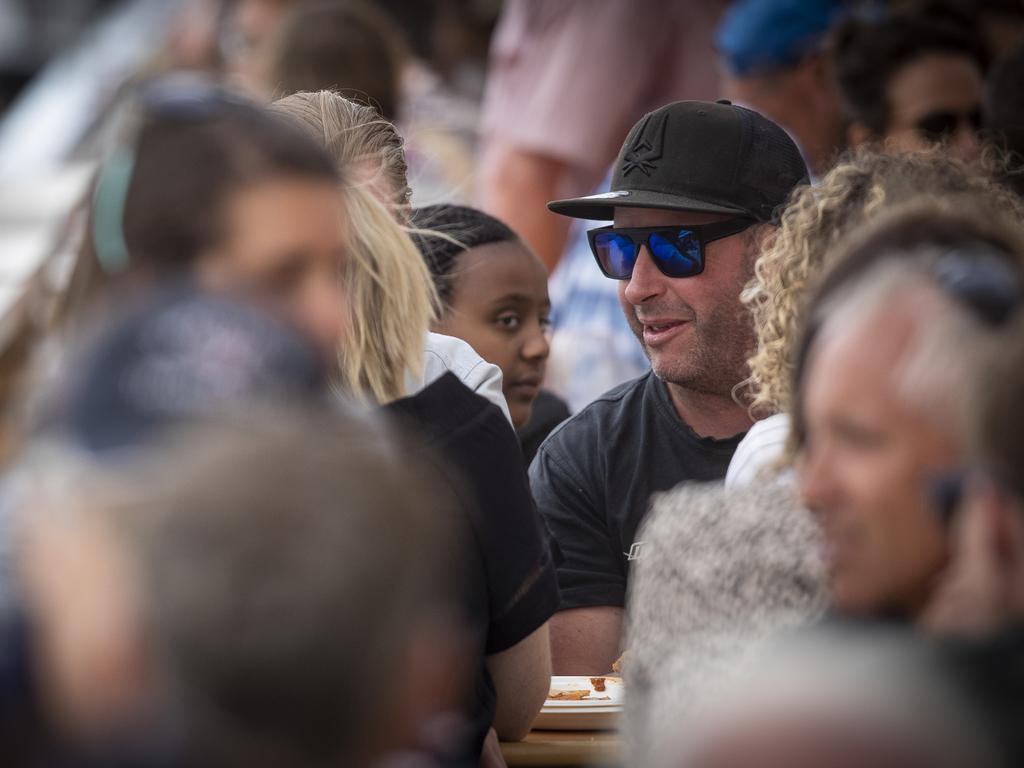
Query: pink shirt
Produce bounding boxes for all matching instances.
[480,0,730,196]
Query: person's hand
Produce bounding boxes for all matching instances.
[480,727,508,768]
[923,477,1024,637]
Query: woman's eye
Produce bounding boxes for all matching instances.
[495,313,522,331]
[540,314,553,332]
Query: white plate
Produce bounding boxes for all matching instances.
[532,676,623,731]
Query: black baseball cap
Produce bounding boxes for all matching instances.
[548,100,809,222]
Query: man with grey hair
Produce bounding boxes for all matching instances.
[795,200,1024,622]
[17,409,469,768]
[619,200,1024,768]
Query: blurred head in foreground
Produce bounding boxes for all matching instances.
[51,285,325,455]
[661,627,1000,768]
[920,313,1024,638]
[793,200,1024,620]
[971,315,1024,514]
[69,77,349,367]
[17,407,466,767]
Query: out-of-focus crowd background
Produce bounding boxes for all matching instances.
[3,0,1024,415]
[0,0,498,360]
[3,2,1024,768]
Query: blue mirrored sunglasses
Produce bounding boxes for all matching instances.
[586,218,755,280]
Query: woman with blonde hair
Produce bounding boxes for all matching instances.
[727,148,1024,485]
[272,89,556,761]
[271,90,508,414]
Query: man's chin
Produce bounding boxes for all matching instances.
[647,352,700,387]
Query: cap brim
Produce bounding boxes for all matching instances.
[547,189,750,221]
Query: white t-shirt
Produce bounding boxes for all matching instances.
[406,332,511,423]
[725,412,792,488]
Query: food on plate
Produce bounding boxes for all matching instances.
[548,689,592,701]
[548,676,619,701]
[546,689,611,702]
[611,652,627,675]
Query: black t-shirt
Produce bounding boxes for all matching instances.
[529,371,745,610]
[384,373,560,759]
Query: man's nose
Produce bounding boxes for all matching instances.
[622,246,667,306]
[798,443,837,518]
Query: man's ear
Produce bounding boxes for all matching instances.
[751,222,777,253]
[742,223,777,275]
[794,53,827,92]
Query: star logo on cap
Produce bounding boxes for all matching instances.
[621,112,667,177]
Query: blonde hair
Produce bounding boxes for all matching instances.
[271,90,438,404]
[741,148,1024,417]
[272,89,411,211]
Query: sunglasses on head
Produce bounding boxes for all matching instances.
[928,469,968,529]
[931,246,1023,327]
[928,465,1024,532]
[587,218,755,280]
[138,77,259,120]
[914,107,982,143]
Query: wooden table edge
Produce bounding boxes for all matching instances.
[500,729,621,767]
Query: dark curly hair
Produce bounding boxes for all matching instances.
[831,11,988,136]
[410,204,520,306]
[986,41,1024,196]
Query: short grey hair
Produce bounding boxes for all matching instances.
[114,406,462,765]
[812,257,998,443]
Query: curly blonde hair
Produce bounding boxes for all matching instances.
[741,147,1024,417]
[271,90,438,404]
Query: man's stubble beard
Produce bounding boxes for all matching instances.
[623,225,764,398]
[632,301,755,398]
